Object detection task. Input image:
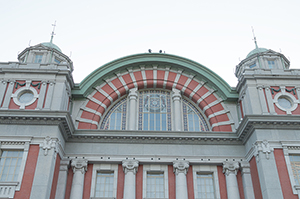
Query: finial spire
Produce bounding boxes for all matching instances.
[252,26,258,49]
[50,21,56,44]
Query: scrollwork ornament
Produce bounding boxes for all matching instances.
[173,160,189,175]
[41,136,57,156]
[122,160,139,174]
[71,158,88,174]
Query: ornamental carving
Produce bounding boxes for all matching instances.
[71,158,88,174]
[173,160,189,175]
[223,161,239,176]
[41,136,57,156]
[253,140,273,162]
[122,160,139,174]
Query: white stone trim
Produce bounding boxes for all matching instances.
[90,164,118,198]
[116,74,129,91]
[80,107,102,117]
[189,83,203,100]
[75,118,99,125]
[107,81,120,98]
[87,95,107,109]
[203,98,223,112]
[95,87,114,103]
[163,67,170,89]
[193,165,221,199]
[273,90,299,114]
[211,121,234,128]
[142,164,169,199]
[11,81,39,109]
[207,110,229,119]
[196,89,214,105]
[181,74,194,93]
[127,68,138,88]
[153,65,157,88]
[140,65,147,88]
[172,70,182,88]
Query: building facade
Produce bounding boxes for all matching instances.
[0,41,300,199]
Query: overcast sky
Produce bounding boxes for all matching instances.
[1,0,299,87]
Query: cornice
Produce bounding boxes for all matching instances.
[0,110,74,140]
[237,115,300,144]
[69,130,241,145]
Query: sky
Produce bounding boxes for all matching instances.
[1,0,299,87]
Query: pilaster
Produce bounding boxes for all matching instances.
[128,87,138,130]
[240,161,255,199]
[122,160,139,199]
[173,160,189,199]
[253,140,284,199]
[172,88,182,131]
[55,159,70,199]
[69,158,88,199]
[223,161,240,199]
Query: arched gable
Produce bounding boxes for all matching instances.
[72,53,238,131]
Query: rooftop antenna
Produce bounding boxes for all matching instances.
[28,40,31,46]
[252,26,259,49]
[50,21,56,44]
[49,21,56,63]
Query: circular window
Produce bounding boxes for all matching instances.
[278,96,292,109]
[18,90,34,103]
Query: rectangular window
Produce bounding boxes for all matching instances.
[54,58,61,64]
[290,155,300,185]
[196,173,215,199]
[249,63,256,68]
[34,54,43,63]
[95,171,114,197]
[0,150,23,182]
[146,172,164,198]
[268,60,275,69]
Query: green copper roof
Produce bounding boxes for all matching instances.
[72,53,238,101]
[41,42,62,52]
[246,47,268,58]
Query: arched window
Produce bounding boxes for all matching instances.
[138,90,172,131]
[99,97,127,130]
[182,98,210,131]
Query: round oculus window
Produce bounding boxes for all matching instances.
[278,96,292,109]
[18,90,34,103]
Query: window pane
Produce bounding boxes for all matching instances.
[146,173,164,198]
[0,150,23,182]
[196,173,215,199]
[100,98,127,130]
[95,172,114,197]
[182,99,209,132]
[139,90,171,131]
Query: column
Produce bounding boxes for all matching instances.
[240,161,255,199]
[69,158,88,199]
[173,160,189,199]
[223,161,240,199]
[172,88,182,131]
[30,137,58,199]
[257,86,269,115]
[254,140,284,199]
[55,159,70,199]
[122,160,139,199]
[128,87,138,130]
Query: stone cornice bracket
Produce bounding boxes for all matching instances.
[240,161,251,175]
[71,158,88,174]
[173,160,189,175]
[41,136,58,156]
[122,160,139,174]
[253,140,273,162]
[223,161,239,176]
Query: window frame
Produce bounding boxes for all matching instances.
[90,164,118,199]
[283,145,300,195]
[0,139,30,194]
[143,165,168,199]
[193,165,221,199]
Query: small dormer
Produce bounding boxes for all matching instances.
[235,47,290,79]
[17,42,73,71]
